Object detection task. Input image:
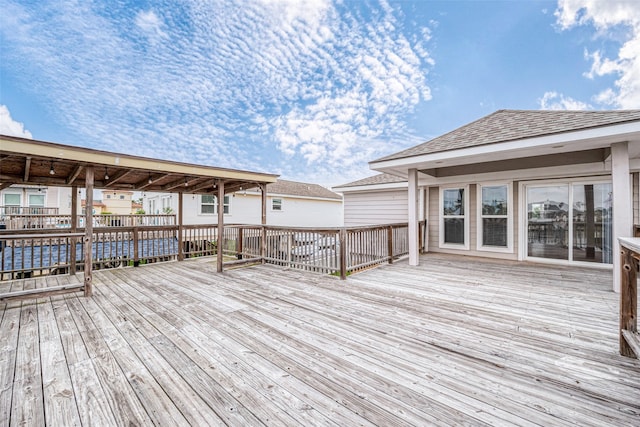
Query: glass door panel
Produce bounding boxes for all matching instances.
[572,183,613,264]
[527,185,569,260]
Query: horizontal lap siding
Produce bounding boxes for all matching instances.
[344,190,408,226]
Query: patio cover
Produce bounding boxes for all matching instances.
[0,134,278,194]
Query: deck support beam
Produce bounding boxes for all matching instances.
[84,167,94,296]
[612,141,632,293]
[408,168,419,266]
[216,179,225,273]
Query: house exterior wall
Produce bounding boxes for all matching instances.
[101,191,134,215]
[0,185,74,213]
[145,192,343,227]
[634,173,639,225]
[343,189,408,226]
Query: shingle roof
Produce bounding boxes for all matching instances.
[373,109,640,163]
[266,179,342,200]
[333,173,406,189]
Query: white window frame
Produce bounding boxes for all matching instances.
[439,185,469,250]
[518,176,613,267]
[271,198,283,212]
[200,194,231,215]
[476,182,513,253]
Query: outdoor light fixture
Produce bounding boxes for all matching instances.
[184,178,188,187]
[49,161,55,175]
[104,168,109,180]
[148,173,152,184]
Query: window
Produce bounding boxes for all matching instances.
[119,195,125,200]
[29,194,45,207]
[3,193,20,214]
[478,184,511,251]
[201,195,216,214]
[200,195,230,214]
[272,198,283,211]
[440,187,468,249]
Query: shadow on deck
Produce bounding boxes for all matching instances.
[1,253,639,426]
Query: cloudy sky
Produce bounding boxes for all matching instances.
[1,0,639,187]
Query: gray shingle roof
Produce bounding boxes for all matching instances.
[373,109,640,163]
[333,173,406,189]
[266,179,342,200]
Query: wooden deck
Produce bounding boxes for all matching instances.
[1,254,639,426]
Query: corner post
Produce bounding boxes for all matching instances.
[612,142,632,292]
[620,245,638,357]
[83,167,94,297]
[216,179,225,273]
[408,168,419,266]
[339,228,347,280]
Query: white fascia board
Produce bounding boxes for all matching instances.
[370,121,640,172]
[333,181,408,193]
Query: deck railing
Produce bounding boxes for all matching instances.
[1,221,426,282]
[0,206,59,215]
[0,213,175,230]
[618,237,640,359]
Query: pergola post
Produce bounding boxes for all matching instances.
[216,179,225,273]
[178,192,184,261]
[408,168,419,266]
[260,183,267,264]
[70,185,78,275]
[612,142,632,293]
[84,167,94,296]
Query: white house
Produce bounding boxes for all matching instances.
[337,109,640,291]
[0,185,74,215]
[144,179,343,227]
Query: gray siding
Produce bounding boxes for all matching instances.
[343,189,408,226]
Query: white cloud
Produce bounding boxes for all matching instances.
[0,105,32,138]
[538,91,591,110]
[0,0,434,186]
[134,10,168,43]
[555,0,640,108]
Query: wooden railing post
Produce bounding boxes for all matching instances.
[387,225,394,264]
[620,245,638,357]
[339,228,347,280]
[133,227,140,267]
[237,227,243,259]
[261,226,267,264]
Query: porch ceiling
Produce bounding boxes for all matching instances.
[0,134,278,193]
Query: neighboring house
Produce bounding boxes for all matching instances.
[144,179,343,227]
[338,109,640,291]
[99,190,135,214]
[0,184,74,215]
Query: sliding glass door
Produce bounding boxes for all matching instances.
[572,183,613,264]
[527,185,569,260]
[526,181,612,264]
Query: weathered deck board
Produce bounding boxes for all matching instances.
[1,253,639,426]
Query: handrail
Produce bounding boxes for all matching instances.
[0,221,427,284]
[618,237,639,359]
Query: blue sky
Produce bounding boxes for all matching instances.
[1,0,639,187]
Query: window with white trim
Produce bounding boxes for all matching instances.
[440,186,468,248]
[478,184,511,251]
[200,195,230,214]
[3,193,21,214]
[272,198,282,211]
